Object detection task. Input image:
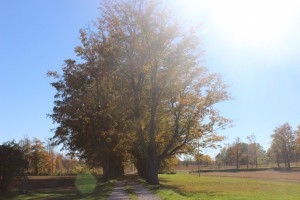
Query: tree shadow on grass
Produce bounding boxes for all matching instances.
[0,175,115,200]
[157,177,219,199]
[75,180,116,200]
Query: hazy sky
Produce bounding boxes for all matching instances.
[1,0,300,156]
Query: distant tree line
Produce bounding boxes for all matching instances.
[14,137,93,175]
[0,137,100,191]
[268,123,300,169]
[215,136,266,169]
[215,123,300,169]
[21,137,98,175]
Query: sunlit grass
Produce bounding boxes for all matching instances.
[75,173,97,195]
[152,173,300,200]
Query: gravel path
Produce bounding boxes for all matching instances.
[132,183,160,200]
[108,181,129,200]
[108,179,160,200]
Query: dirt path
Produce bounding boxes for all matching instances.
[132,183,160,200]
[108,181,129,200]
[108,179,160,200]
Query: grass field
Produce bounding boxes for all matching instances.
[152,173,300,200]
[2,171,300,199]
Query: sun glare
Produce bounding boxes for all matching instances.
[182,0,299,49]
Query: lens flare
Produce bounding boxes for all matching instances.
[75,172,97,194]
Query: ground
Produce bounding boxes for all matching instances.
[2,170,300,199]
[0,174,114,200]
[154,171,300,200]
[197,170,300,182]
[0,174,158,200]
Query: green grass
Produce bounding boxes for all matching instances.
[3,173,300,200]
[0,174,115,200]
[75,173,97,195]
[124,181,138,200]
[150,173,300,200]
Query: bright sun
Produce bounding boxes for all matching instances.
[182,0,299,49]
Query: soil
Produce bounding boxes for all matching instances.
[18,175,77,192]
[195,170,300,182]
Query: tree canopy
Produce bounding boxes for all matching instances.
[269,123,297,169]
[48,0,230,184]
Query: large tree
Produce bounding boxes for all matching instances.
[100,0,230,184]
[49,0,230,184]
[247,134,257,168]
[295,125,300,161]
[226,138,247,169]
[270,123,296,169]
[31,138,50,175]
[48,54,128,180]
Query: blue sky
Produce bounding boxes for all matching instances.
[1,0,300,156]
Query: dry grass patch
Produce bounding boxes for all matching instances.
[154,173,300,200]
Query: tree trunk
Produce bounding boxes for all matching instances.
[276,152,280,168]
[146,65,159,185]
[146,146,159,185]
[0,175,12,191]
[247,153,249,169]
[132,78,159,184]
[236,148,239,169]
[102,153,124,181]
[35,164,38,175]
[287,152,291,169]
[136,156,147,179]
[254,143,258,168]
[135,151,159,184]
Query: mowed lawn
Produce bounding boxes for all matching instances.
[2,172,300,200]
[155,173,300,200]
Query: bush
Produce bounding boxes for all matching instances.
[166,171,176,175]
[0,141,28,191]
